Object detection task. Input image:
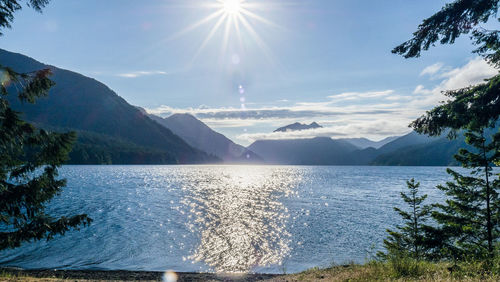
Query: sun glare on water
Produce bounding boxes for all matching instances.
[178,167,300,272]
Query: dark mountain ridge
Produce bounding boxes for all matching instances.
[0,48,217,164]
[248,137,358,165]
[274,122,322,132]
[246,131,472,166]
[3,48,495,166]
[147,112,262,163]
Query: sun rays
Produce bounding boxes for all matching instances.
[170,0,280,66]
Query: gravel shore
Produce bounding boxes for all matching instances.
[0,268,282,281]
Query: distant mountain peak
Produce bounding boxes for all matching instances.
[148,112,262,163]
[167,113,202,123]
[274,122,323,132]
[170,113,194,118]
[339,136,400,149]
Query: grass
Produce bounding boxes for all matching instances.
[268,259,500,281]
[0,271,60,282]
[2,260,499,281]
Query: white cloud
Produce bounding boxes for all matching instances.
[238,128,347,144]
[117,71,169,78]
[328,90,394,101]
[236,119,412,144]
[439,57,497,90]
[146,90,415,145]
[147,100,399,121]
[413,85,432,95]
[144,58,498,145]
[410,57,497,108]
[420,62,444,76]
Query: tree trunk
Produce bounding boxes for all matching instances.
[481,132,493,258]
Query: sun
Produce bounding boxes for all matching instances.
[166,0,280,67]
[223,0,242,15]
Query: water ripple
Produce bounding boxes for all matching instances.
[0,165,462,273]
[178,166,301,272]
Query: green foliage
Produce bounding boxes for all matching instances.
[287,259,500,281]
[407,93,500,261]
[393,0,500,266]
[392,0,500,65]
[386,256,432,279]
[0,65,91,250]
[405,74,500,263]
[426,129,500,261]
[67,130,178,164]
[0,0,91,249]
[380,179,433,260]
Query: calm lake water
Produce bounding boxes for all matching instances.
[0,165,463,273]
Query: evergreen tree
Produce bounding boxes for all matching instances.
[381,179,432,260]
[0,0,91,250]
[393,0,500,261]
[427,129,500,260]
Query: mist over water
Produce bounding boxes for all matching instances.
[0,165,454,273]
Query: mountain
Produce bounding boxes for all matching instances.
[347,131,441,165]
[147,112,262,163]
[274,122,322,132]
[67,130,183,164]
[340,136,399,149]
[0,48,217,164]
[371,137,466,166]
[375,131,436,155]
[372,125,499,166]
[247,131,461,166]
[247,137,358,165]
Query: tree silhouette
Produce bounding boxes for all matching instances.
[0,0,91,250]
[381,179,433,260]
[393,0,500,261]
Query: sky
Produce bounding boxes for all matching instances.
[1,0,498,146]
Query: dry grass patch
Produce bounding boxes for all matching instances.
[266,261,500,282]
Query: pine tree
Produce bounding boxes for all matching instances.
[381,179,432,260]
[429,129,500,260]
[393,0,500,262]
[0,0,91,250]
[404,39,500,263]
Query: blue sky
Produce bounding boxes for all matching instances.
[1,0,497,145]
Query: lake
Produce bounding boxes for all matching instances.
[0,165,460,273]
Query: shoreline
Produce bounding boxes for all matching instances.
[0,268,282,281]
[3,262,500,281]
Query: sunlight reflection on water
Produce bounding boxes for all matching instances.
[1,166,461,273]
[179,166,301,272]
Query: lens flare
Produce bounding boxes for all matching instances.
[163,270,178,282]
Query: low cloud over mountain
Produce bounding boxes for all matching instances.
[147,57,496,146]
